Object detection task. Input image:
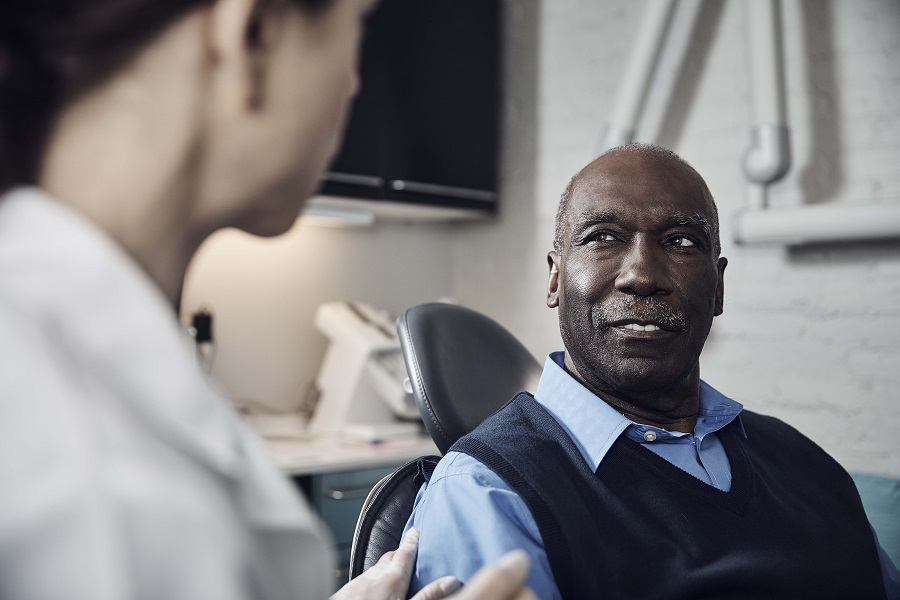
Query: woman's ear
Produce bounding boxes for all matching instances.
[204,0,281,111]
[242,0,281,110]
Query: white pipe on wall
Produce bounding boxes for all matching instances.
[598,0,676,153]
[736,0,900,245]
[742,0,790,184]
[735,202,900,245]
[747,0,787,127]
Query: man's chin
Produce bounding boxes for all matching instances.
[613,378,675,395]
[595,361,694,395]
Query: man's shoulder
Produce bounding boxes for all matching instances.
[740,409,813,441]
[451,393,597,512]
[738,409,852,476]
[429,450,512,490]
[459,392,550,438]
[456,392,574,455]
[412,451,542,547]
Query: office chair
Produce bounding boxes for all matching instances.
[348,302,542,579]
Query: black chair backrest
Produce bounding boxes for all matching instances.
[349,456,440,578]
[348,303,542,581]
[397,302,543,454]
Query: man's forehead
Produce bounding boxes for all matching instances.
[567,150,712,218]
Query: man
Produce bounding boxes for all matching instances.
[405,144,899,599]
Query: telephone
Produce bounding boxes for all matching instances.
[308,301,422,441]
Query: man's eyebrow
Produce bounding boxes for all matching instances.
[668,211,712,238]
[573,210,711,231]
[572,210,620,231]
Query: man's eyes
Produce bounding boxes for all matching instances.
[587,231,618,243]
[667,235,698,248]
[579,231,702,249]
[574,230,621,246]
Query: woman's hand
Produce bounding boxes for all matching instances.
[330,529,535,600]
[430,549,537,600]
[330,529,455,600]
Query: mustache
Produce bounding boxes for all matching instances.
[592,296,687,331]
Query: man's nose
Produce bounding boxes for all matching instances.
[614,238,673,297]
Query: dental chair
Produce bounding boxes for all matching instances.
[348,302,542,579]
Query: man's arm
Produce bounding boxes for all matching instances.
[403,452,560,600]
[333,529,538,600]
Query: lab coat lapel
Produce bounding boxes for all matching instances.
[65,237,335,595]
[3,188,243,478]
[3,188,336,600]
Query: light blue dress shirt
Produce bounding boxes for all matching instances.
[405,351,900,600]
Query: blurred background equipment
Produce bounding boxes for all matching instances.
[190,308,216,374]
[309,302,422,441]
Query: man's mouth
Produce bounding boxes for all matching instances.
[607,319,672,332]
[620,322,660,332]
[593,297,687,333]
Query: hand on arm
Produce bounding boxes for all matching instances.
[407,453,560,599]
[446,550,537,600]
[330,529,535,600]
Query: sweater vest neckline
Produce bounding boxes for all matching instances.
[608,419,753,516]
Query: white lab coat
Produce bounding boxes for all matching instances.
[0,188,334,600]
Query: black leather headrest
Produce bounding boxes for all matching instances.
[397,303,543,455]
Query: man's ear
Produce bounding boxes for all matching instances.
[714,256,727,316]
[547,251,561,308]
[204,0,278,111]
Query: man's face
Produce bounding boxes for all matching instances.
[547,151,727,397]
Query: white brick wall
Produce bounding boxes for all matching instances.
[456,0,900,478]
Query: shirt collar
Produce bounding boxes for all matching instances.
[534,351,744,471]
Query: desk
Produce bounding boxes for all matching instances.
[262,432,440,476]
[260,431,439,589]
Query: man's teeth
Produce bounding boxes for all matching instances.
[622,323,660,331]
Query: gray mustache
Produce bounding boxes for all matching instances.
[592,296,687,331]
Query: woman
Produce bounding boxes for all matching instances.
[0,0,534,598]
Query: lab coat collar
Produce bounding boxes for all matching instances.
[0,187,246,480]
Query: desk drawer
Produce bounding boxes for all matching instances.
[311,465,398,550]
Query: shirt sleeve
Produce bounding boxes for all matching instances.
[403,451,560,600]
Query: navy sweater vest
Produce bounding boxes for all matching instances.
[452,393,885,600]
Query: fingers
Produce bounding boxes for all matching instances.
[387,528,420,579]
[404,547,535,600]
[511,587,539,600]
[453,550,535,600]
[330,530,421,600]
[408,576,462,600]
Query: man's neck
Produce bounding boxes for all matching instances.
[563,353,701,433]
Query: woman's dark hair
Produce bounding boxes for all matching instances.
[0,0,333,194]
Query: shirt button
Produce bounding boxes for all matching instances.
[643,431,657,442]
